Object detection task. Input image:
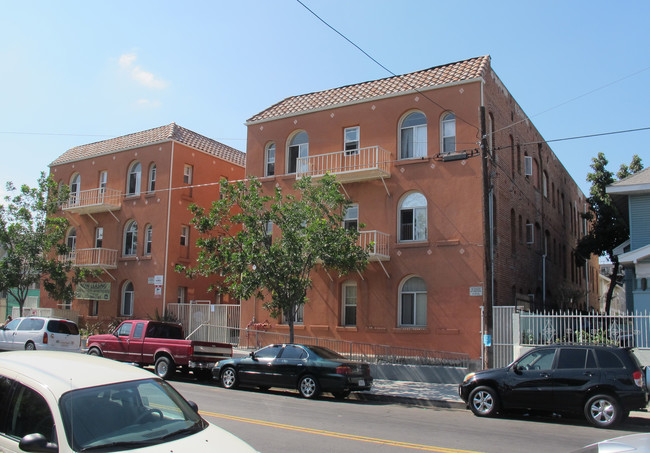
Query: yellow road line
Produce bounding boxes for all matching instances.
[200,410,483,453]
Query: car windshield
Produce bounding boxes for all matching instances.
[308,346,346,360]
[59,378,206,452]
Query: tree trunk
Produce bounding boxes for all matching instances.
[605,259,620,314]
[288,301,295,344]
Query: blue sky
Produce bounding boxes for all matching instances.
[1,0,649,198]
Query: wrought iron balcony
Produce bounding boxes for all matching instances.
[60,248,118,269]
[358,230,390,261]
[296,146,391,183]
[61,188,122,214]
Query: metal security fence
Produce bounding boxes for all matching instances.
[166,303,241,344]
[492,306,516,368]
[519,310,650,348]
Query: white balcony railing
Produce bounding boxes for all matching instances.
[296,146,391,183]
[358,230,390,261]
[60,248,118,269]
[62,188,122,213]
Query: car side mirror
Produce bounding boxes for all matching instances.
[19,433,58,453]
[249,351,257,361]
[113,331,119,338]
[187,400,199,413]
[513,364,524,375]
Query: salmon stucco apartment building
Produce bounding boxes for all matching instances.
[244,56,599,361]
[40,123,245,324]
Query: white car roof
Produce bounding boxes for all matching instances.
[0,351,155,396]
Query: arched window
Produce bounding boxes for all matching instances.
[144,224,153,256]
[148,163,156,193]
[70,173,81,205]
[441,113,456,154]
[123,220,138,256]
[287,132,308,174]
[400,112,427,159]
[126,161,141,196]
[399,192,427,242]
[265,143,275,176]
[399,276,427,326]
[121,281,134,316]
[66,228,77,251]
[341,281,357,326]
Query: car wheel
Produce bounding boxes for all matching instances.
[298,375,321,399]
[25,342,36,351]
[584,394,622,428]
[154,356,174,380]
[332,390,351,399]
[468,386,500,417]
[87,347,102,357]
[221,367,239,389]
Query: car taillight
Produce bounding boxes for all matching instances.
[633,370,644,388]
[336,366,351,375]
[43,333,48,344]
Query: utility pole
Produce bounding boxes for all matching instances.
[480,106,493,368]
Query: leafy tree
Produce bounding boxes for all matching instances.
[577,153,643,313]
[0,173,82,314]
[179,174,369,342]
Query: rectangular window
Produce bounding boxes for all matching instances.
[400,293,427,326]
[265,144,275,177]
[177,286,187,303]
[526,223,534,244]
[180,225,189,246]
[89,300,99,316]
[282,305,304,324]
[524,156,533,176]
[99,171,107,194]
[264,220,273,247]
[344,127,359,155]
[95,227,103,248]
[342,283,357,326]
[183,165,193,185]
[145,226,153,255]
[343,204,359,231]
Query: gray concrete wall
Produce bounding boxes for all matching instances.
[370,363,468,384]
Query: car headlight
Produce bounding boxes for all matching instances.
[462,372,476,383]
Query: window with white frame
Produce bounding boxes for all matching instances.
[144,224,153,255]
[399,192,427,242]
[265,143,275,177]
[89,300,99,317]
[180,225,189,247]
[344,126,360,155]
[123,220,138,256]
[263,220,273,247]
[399,276,427,326]
[70,173,80,205]
[441,113,456,154]
[342,281,357,326]
[95,227,103,248]
[66,228,77,252]
[99,171,107,194]
[127,162,141,196]
[183,164,193,185]
[400,112,427,159]
[121,281,134,316]
[282,304,304,324]
[343,204,359,231]
[287,131,309,174]
[177,286,187,303]
[148,163,156,193]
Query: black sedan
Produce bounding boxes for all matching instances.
[213,344,373,399]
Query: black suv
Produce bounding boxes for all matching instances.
[458,345,648,428]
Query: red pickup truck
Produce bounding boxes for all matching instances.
[86,320,232,380]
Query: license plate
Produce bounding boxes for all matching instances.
[358,379,365,386]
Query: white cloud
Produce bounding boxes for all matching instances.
[118,53,168,90]
[135,99,162,108]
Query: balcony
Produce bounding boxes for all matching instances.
[359,230,390,261]
[60,248,118,269]
[296,146,391,183]
[62,188,122,215]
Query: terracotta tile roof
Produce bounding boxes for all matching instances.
[247,56,491,123]
[50,123,246,167]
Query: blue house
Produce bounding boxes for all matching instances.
[608,167,650,312]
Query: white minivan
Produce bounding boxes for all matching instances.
[0,317,81,351]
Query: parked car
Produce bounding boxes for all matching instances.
[0,350,256,453]
[572,433,650,452]
[214,344,373,399]
[458,345,649,428]
[0,316,81,352]
[86,320,232,380]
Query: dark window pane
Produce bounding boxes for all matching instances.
[557,348,587,369]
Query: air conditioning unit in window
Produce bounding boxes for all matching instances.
[524,156,533,176]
